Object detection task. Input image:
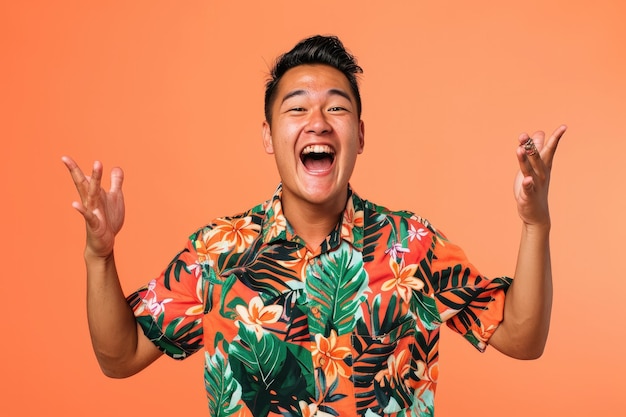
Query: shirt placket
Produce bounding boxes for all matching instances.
[302,248,327,407]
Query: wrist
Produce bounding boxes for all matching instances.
[522,221,551,238]
[83,248,115,264]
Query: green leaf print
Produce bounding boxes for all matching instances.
[306,242,369,336]
[205,349,243,417]
[353,294,418,416]
[135,315,190,359]
[163,249,190,290]
[228,324,313,416]
[362,210,387,263]
[371,292,412,337]
[229,324,287,388]
[410,292,441,331]
[233,241,305,297]
[399,217,409,243]
[163,316,203,343]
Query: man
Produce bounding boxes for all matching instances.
[63,35,566,416]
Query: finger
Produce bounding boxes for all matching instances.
[516,145,536,179]
[61,156,89,193]
[85,161,103,208]
[541,124,567,167]
[518,133,545,177]
[70,200,101,231]
[61,155,76,170]
[523,130,546,150]
[517,131,543,147]
[518,132,541,156]
[109,166,124,193]
[522,175,536,194]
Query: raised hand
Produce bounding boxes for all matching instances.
[513,125,567,227]
[62,156,125,258]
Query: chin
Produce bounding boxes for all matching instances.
[302,185,346,206]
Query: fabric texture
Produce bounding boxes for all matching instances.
[128,185,511,417]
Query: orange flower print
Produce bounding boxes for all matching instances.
[311,330,351,383]
[266,200,287,241]
[470,322,499,351]
[235,296,283,341]
[340,200,364,242]
[209,216,260,253]
[194,234,229,265]
[276,246,308,281]
[381,257,424,303]
[375,350,411,388]
[415,360,439,383]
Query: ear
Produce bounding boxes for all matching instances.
[357,119,365,154]
[262,121,274,154]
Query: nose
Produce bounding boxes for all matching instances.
[305,108,332,135]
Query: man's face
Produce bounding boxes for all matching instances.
[263,64,365,211]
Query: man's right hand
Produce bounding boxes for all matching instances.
[62,156,162,377]
[62,156,125,258]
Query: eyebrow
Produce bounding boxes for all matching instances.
[281,88,353,104]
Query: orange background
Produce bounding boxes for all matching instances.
[2,1,625,416]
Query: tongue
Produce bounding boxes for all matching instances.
[303,155,333,172]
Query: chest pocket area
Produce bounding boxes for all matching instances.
[350,316,417,416]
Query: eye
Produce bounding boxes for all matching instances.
[328,106,347,112]
[289,107,306,112]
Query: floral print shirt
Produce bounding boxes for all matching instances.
[128,185,511,417]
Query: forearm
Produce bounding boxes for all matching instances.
[490,223,553,359]
[84,250,145,377]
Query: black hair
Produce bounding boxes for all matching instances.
[264,35,363,124]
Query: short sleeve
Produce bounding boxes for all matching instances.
[127,238,205,359]
[428,230,512,352]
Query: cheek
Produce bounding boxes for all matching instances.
[269,137,296,165]
[345,129,364,154]
[271,125,302,153]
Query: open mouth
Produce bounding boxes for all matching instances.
[300,144,335,172]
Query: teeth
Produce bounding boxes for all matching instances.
[302,145,334,155]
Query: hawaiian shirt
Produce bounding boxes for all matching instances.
[128,184,511,417]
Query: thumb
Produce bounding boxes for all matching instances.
[110,167,124,193]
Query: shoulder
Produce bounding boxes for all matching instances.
[359,197,437,233]
[188,200,269,242]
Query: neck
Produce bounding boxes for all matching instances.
[281,189,347,252]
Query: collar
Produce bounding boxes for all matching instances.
[261,184,365,253]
